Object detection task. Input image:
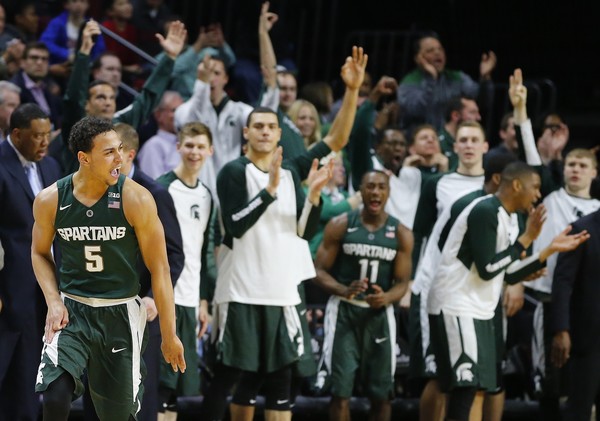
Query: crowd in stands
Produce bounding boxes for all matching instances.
[1,1,600,421]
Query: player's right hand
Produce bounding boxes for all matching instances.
[162,336,186,373]
[346,278,368,299]
[44,300,69,344]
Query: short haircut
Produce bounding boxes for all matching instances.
[483,153,517,183]
[155,90,183,112]
[360,170,390,187]
[208,56,229,76]
[177,121,213,146]
[408,123,437,146]
[91,51,121,73]
[565,148,598,168]
[9,103,49,131]
[24,41,49,59]
[69,116,114,153]
[456,120,485,139]
[277,69,297,80]
[375,125,405,146]
[412,30,440,57]
[88,79,116,94]
[444,97,465,123]
[113,122,139,152]
[500,161,537,184]
[0,81,21,104]
[246,106,278,128]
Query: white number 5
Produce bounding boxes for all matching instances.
[84,245,104,272]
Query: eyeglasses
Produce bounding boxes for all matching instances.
[27,55,49,62]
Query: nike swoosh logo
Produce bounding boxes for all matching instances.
[375,337,388,344]
[59,204,72,211]
[111,347,126,353]
[300,309,307,316]
[347,227,358,233]
[249,399,256,404]
[276,399,288,405]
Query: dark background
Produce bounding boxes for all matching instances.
[169,0,600,149]
[39,0,600,149]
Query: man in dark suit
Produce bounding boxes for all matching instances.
[82,122,185,421]
[0,103,61,420]
[552,209,599,421]
[9,42,63,130]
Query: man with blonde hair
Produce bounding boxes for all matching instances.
[525,147,599,420]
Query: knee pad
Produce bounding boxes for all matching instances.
[263,366,292,411]
[231,371,263,407]
[158,386,177,413]
[447,387,477,421]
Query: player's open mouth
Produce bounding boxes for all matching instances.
[111,167,120,177]
[368,200,382,211]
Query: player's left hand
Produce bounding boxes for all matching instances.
[550,225,590,253]
[307,158,333,204]
[161,335,186,373]
[142,297,158,322]
[365,284,388,308]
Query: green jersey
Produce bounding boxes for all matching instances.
[333,210,400,296]
[54,174,139,298]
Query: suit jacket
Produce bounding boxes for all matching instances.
[10,70,63,129]
[132,168,184,296]
[552,209,600,354]
[0,140,61,379]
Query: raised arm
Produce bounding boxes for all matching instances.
[323,46,368,152]
[123,179,185,373]
[348,77,396,190]
[115,21,187,127]
[61,20,102,172]
[258,2,278,90]
[509,68,542,166]
[31,184,67,344]
[174,54,215,128]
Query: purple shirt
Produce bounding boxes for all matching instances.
[137,130,179,179]
[23,73,51,116]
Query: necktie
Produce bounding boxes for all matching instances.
[24,162,42,197]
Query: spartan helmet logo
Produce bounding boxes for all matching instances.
[425,354,437,374]
[190,204,200,220]
[456,362,474,382]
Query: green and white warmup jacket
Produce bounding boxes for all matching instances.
[214,142,331,306]
[428,195,545,320]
